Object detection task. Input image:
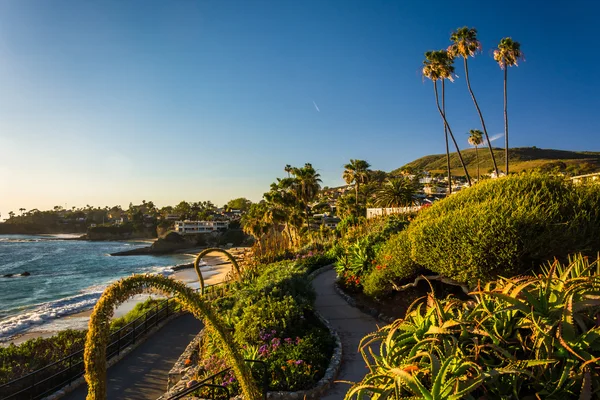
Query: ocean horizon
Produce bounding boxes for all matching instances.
[0,234,192,342]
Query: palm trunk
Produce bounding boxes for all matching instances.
[434,81,472,186]
[504,66,509,175]
[355,181,360,210]
[442,80,452,195]
[464,58,499,177]
[476,146,480,180]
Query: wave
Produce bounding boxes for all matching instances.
[0,253,47,270]
[0,264,176,342]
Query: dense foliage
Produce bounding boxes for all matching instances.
[409,174,600,283]
[346,256,600,399]
[196,254,335,393]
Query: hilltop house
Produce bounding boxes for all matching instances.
[175,220,229,234]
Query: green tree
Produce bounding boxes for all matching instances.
[226,197,253,212]
[291,163,322,231]
[494,37,524,175]
[468,129,484,180]
[422,50,472,186]
[449,26,499,177]
[343,159,371,211]
[375,177,418,207]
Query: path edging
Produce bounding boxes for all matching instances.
[333,282,396,324]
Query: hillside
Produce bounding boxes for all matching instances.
[392,147,600,177]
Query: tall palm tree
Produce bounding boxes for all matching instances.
[442,79,452,195]
[19,208,25,216]
[284,164,292,177]
[467,129,484,181]
[494,37,523,175]
[375,177,417,208]
[291,163,322,231]
[449,27,499,177]
[422,50,472,186]
[343,159,371,210]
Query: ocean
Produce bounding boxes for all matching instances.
[0,234,192,342]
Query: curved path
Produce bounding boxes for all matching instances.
[313,268,380,400]
[62,314,202,400]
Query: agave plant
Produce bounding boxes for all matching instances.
[347,256,600,399]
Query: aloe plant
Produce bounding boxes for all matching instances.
[346,256,600,399]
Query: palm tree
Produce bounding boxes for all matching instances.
[467,129,484,180]
[494,37,523,175]
[291,163,322,231]
[422,50,472,186]
[449,27,499,177]
[442,79,452,195]
[284,164,292,177]
[19,208,25,216]
[343,159,371,210]
[375,178,417,208]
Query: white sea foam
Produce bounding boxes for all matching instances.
[0,264,176,342]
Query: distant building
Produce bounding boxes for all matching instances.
[165,214,180,221]
[175,220,229,234]
[570,172,600,185]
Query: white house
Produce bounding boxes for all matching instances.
[366,207,422,219]
[175,220,229,234]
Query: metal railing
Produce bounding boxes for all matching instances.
[0,281,228,400]
[167,359,268,400]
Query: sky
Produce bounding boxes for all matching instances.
[0,0,599,217]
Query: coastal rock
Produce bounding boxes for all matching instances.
[3,273,14,278]
[21,271,31,276]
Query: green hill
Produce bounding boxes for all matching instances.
[392,147,600,177]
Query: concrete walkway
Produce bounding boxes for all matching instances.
[313,269,380,400]
[63,313,203,400]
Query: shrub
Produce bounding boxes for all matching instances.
[408,174,600,284]
[363,231,420,298]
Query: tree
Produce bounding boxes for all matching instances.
[291,163,322,231]
[19,208,25,216]
[468,129,484,180]
[343,159,371,211]
[448,27,499,177]
[494,37,524,175]
[284,164,292,177]
[8,211,14,219]
[375,177,418,208]
[226,197,252,212]
[422,50,472,186]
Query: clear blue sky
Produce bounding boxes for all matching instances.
[0,0,598,217]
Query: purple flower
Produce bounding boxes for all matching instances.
[295,360,304,365]
[284,337,293,344]
[295,337,301,345]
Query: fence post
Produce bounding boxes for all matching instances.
[117,329,121,355]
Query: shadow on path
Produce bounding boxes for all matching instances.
[313,268,380,400]
[63,313,202,400]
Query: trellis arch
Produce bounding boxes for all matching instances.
[194,247,243,295]
[83,274,260,400]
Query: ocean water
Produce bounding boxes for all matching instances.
[0,234,192,341]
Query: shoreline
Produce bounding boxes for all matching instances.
[2,247,249,346]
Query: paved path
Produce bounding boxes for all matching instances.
[313,269,380,400]
[63,314,203,400]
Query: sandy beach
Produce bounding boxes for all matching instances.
[5,247,250,345]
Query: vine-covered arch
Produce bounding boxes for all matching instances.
[83,274,260,400]
[194,247,243,295]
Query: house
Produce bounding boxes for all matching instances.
[366,207,422,219]
[175,220,229,234]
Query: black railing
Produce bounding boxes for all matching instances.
[0,281,228,400]
[168,359,268,400]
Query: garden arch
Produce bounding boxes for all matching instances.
[194,247,242,295]
[83,274,260,400]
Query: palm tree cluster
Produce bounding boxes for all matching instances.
[242,163,321,251]
[423,27,523,186]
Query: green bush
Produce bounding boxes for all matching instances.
[363,231,420,298]
[408,174,600,284]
